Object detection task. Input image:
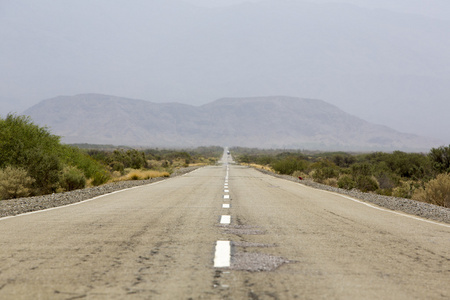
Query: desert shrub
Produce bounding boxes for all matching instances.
[256,155,275,165]
[360,151,432,181]
[237,154,252,164]
[59,145,108,179]
[331,153,356,168]
[129,150,147,169]
[375,172,398,190]
[311,160,339,183]
[0,166,35,199]
[108,149,147,169]
[184,158,190,167]
[351,163,372,177]
[338,174,355,190]
[355,175,379,192]
[324,178,338,187]
[110,161,125,174]
[0,114,63,194]
[429,145,450,174]
[412,173,450,207]
[165,151,191,162]
[60,166,86,191]
[91,170,110,186]
[272,158,309,175]
[385,151,431,180]
[392,181,415,198]
[376,188,393,196]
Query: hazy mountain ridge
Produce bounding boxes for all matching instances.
[23,94,440,151]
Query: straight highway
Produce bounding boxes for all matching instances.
[0,152,449,299]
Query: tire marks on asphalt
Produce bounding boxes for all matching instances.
[214,163,292,275]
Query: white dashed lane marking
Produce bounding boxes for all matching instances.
[220,215,231,224]
[214,241,231,268]
[222,204,230,208]
[223,195,230,199]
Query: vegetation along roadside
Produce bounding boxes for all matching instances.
[0,114,222,205]
[232,146,450,209]
[1,113,449,223]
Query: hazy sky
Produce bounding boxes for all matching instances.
[1,0,449,142]
[185,0,450,19]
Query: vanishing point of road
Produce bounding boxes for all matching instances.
[0,152,449,299]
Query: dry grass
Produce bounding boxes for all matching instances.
[188,162,209,167]
[243,163,274,172]
[113,169,170,182]
[413,174,450,207]
[323,177,338,187]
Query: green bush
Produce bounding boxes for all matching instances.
[0,166,35,199]
[375,173,398,190]
[59,145,108,179]
[429,145,450,174]
[331,153,356,168]
[355,175,379,192]
[0,114,62,194]
[60,166,86,191]
[337,175,355,190]
[388,151,431,180]
[110,161,125,174]
[351,163,372,177]
[311,160,339,183]
[91,171,110,186]
[272,158,309,175]
[392,181,415,198]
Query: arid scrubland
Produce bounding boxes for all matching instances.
[233,146,450,208]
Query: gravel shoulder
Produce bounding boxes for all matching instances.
[3,164,449,225]
[255,168,450,225]
[0,166,200,218]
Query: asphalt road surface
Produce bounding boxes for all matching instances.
[0,153,449,299]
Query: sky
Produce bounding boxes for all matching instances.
[1,0,449,142]
[185,0,450,19]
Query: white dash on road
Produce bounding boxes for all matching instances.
[223,195,230,199]
[224,189,229,193]
[214,241,231,268]
[222,204,230,208]
[220,215,231,224]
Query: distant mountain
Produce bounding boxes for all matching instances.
[23,94,441,151]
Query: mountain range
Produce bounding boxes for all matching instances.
[23,94,441,151]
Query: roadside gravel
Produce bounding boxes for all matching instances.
[3,165,449,225]
[256,168,450,225]
[0,166,200,218]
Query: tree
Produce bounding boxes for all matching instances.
[0,114,62,194]
[429,145,450,174]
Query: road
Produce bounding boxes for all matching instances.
[0,153,449,299]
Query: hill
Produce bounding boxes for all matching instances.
[23,94,441,151]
